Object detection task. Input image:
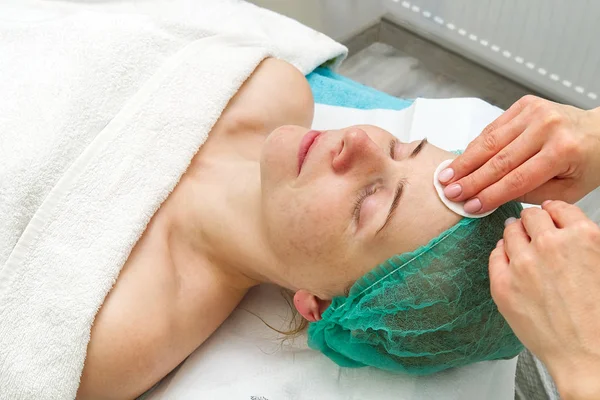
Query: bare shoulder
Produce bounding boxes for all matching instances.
[77,218,243,400]
[76,226,181,400]
[221,58,315,132]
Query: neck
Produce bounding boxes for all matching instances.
[159,138,289,295]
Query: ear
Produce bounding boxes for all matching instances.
[293,290,332,322]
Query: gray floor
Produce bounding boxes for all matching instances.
[340,42,483,99]
[339,21,543,110]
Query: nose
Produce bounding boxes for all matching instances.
[332,127,385,174]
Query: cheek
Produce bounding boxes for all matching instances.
[266,188,347,260]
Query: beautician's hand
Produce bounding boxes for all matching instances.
[438,95,600,214]
[489,201,600,400]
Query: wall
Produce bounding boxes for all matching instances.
[384,0,600,108]
[248,0,385,42]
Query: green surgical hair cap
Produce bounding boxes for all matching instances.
[308,201,524,375]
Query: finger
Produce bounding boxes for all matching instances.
[440,99,527,185]
[469,151,560,213]
[488,243,509,292]
[503,218,530,259]
[448,121,542,202]
[519,207,556,238]
[543,200,590,228]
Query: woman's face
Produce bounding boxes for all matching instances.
[260,125,461,298]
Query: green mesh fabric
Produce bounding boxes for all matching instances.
[308,201,524,375]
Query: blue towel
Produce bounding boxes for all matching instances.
[307,67,414,111]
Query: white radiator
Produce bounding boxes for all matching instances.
[384,0,600,109]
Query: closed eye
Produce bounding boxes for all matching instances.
[352,138,400,226]
[352,137,404,227]
[352,186,376,223]
[376,179,405,235]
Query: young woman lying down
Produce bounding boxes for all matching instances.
[78,58,522,399]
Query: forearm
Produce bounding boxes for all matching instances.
[591,105,600,122]
[590,106,600,144]
[588,105,600,147]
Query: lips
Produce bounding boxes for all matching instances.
[298,130,322,175]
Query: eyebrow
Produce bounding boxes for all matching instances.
[409,138,428,158]
[372,138,427,236]
[376,179,405,235]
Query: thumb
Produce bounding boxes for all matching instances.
[518,178,579,205]
[489,243,510,307]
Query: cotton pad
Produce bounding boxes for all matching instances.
[433,159,497,218]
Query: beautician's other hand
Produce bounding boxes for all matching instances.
[438,95,600,214]
[490,201,600,400]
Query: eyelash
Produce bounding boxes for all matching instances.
[352,139,397,223]
[353,186,376,223]
[389,139,397,158]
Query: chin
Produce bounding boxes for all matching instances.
[261,125,306,183]
[269,124,308,139]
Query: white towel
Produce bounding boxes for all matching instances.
[0,1,346,398]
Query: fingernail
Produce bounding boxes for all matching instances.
[444,183,462,199]
[464,198,482,214]
[505,217,517,226]
[542,200,552,207]
[496,239,504,247]
[438,168,454,183]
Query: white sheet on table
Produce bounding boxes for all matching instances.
[146,97,524,400]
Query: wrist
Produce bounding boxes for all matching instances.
[548,356,600,400]
[585,107,600,189]
[589,106,600,140]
